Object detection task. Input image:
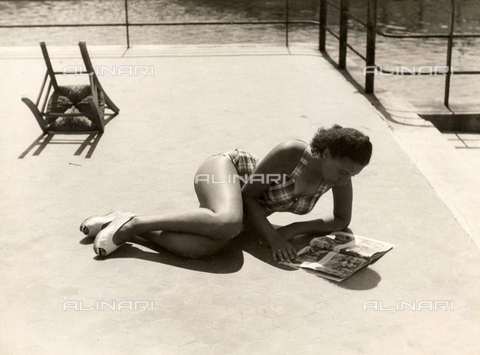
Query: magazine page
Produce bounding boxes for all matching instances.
[334,232,394,262]
[296,247,369,282]
[309,233,356,252]
[280,232,394,281]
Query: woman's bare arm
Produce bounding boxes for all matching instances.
[241,140,305,262]
[275,179,353,241]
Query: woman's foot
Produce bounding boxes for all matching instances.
[93,214,137,257]
[80,211,125,237]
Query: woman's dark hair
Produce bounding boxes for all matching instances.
[310,125,372,165]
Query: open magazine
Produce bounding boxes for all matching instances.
[281,232,394,282]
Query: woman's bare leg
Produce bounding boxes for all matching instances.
[111,155,244,258]
[138,231,231,259]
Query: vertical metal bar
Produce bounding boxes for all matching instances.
[339,0,349,69]
[365,0,377,94]
[319,0,327,51]
[286,0,289,47]
[444,0,455,108]
[125,0,130,49]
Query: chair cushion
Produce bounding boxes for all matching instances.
[46,85,105,132]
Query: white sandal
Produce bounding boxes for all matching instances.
[80,211,124,237]
[93,214,136,257]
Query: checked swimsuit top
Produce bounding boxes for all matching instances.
[222,145,332,216]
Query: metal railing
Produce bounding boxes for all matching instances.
[0,0,315,49]
[319,0,480,108]
[2,0,479,109]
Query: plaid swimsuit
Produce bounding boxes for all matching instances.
[221,146,332,216]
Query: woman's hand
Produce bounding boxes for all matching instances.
[270,239,297,263]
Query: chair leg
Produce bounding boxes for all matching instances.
[21,97,48,134]
[79,41,120,115]
[40,42,59,91]
[86,97,104,134]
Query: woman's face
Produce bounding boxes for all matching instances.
[320,149,366,186]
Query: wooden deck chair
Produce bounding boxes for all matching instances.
[21,41,119,135]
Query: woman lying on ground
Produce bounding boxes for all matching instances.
[80,125,372,262]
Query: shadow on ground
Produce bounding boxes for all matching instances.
[19,133,103,159]
[18,112,118,159]
[80,226,381,289]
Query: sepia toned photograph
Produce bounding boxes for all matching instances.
[1,0,479,354]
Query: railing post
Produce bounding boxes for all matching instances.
[339,0,349,69]
[444,0,455,108]
[285,0,289,47]
[319,0,327,51]
[365,0,377,93]
[125,0,130,49]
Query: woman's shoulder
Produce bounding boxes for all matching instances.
[273,139,308,159]
[264,139,308,174]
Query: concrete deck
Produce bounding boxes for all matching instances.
[1,44,480,355]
